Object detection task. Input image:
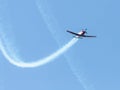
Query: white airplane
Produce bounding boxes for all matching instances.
[67,29,96,38]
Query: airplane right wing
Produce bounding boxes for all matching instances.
[82,35,96,37]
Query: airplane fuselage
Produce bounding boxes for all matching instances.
[76,30,86,38]
[78,30,86,35]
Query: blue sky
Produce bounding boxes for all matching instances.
[0,0,120,90]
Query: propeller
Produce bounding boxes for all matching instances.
[85,28,87,34]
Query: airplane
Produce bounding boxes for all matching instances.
[67,29,96,38]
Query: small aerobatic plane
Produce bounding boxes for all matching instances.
[67,29,96,38]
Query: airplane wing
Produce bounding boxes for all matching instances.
[82,35,96,37]
[67,30,80,36]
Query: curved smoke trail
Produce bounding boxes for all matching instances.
[0,31,78,68]
[0,0,78,68]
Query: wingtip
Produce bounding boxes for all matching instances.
[66,30,69,32]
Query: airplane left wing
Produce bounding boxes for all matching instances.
[67,30,80,36]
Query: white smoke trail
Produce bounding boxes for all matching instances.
[0,0,78,68]
[0,31,78,68]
